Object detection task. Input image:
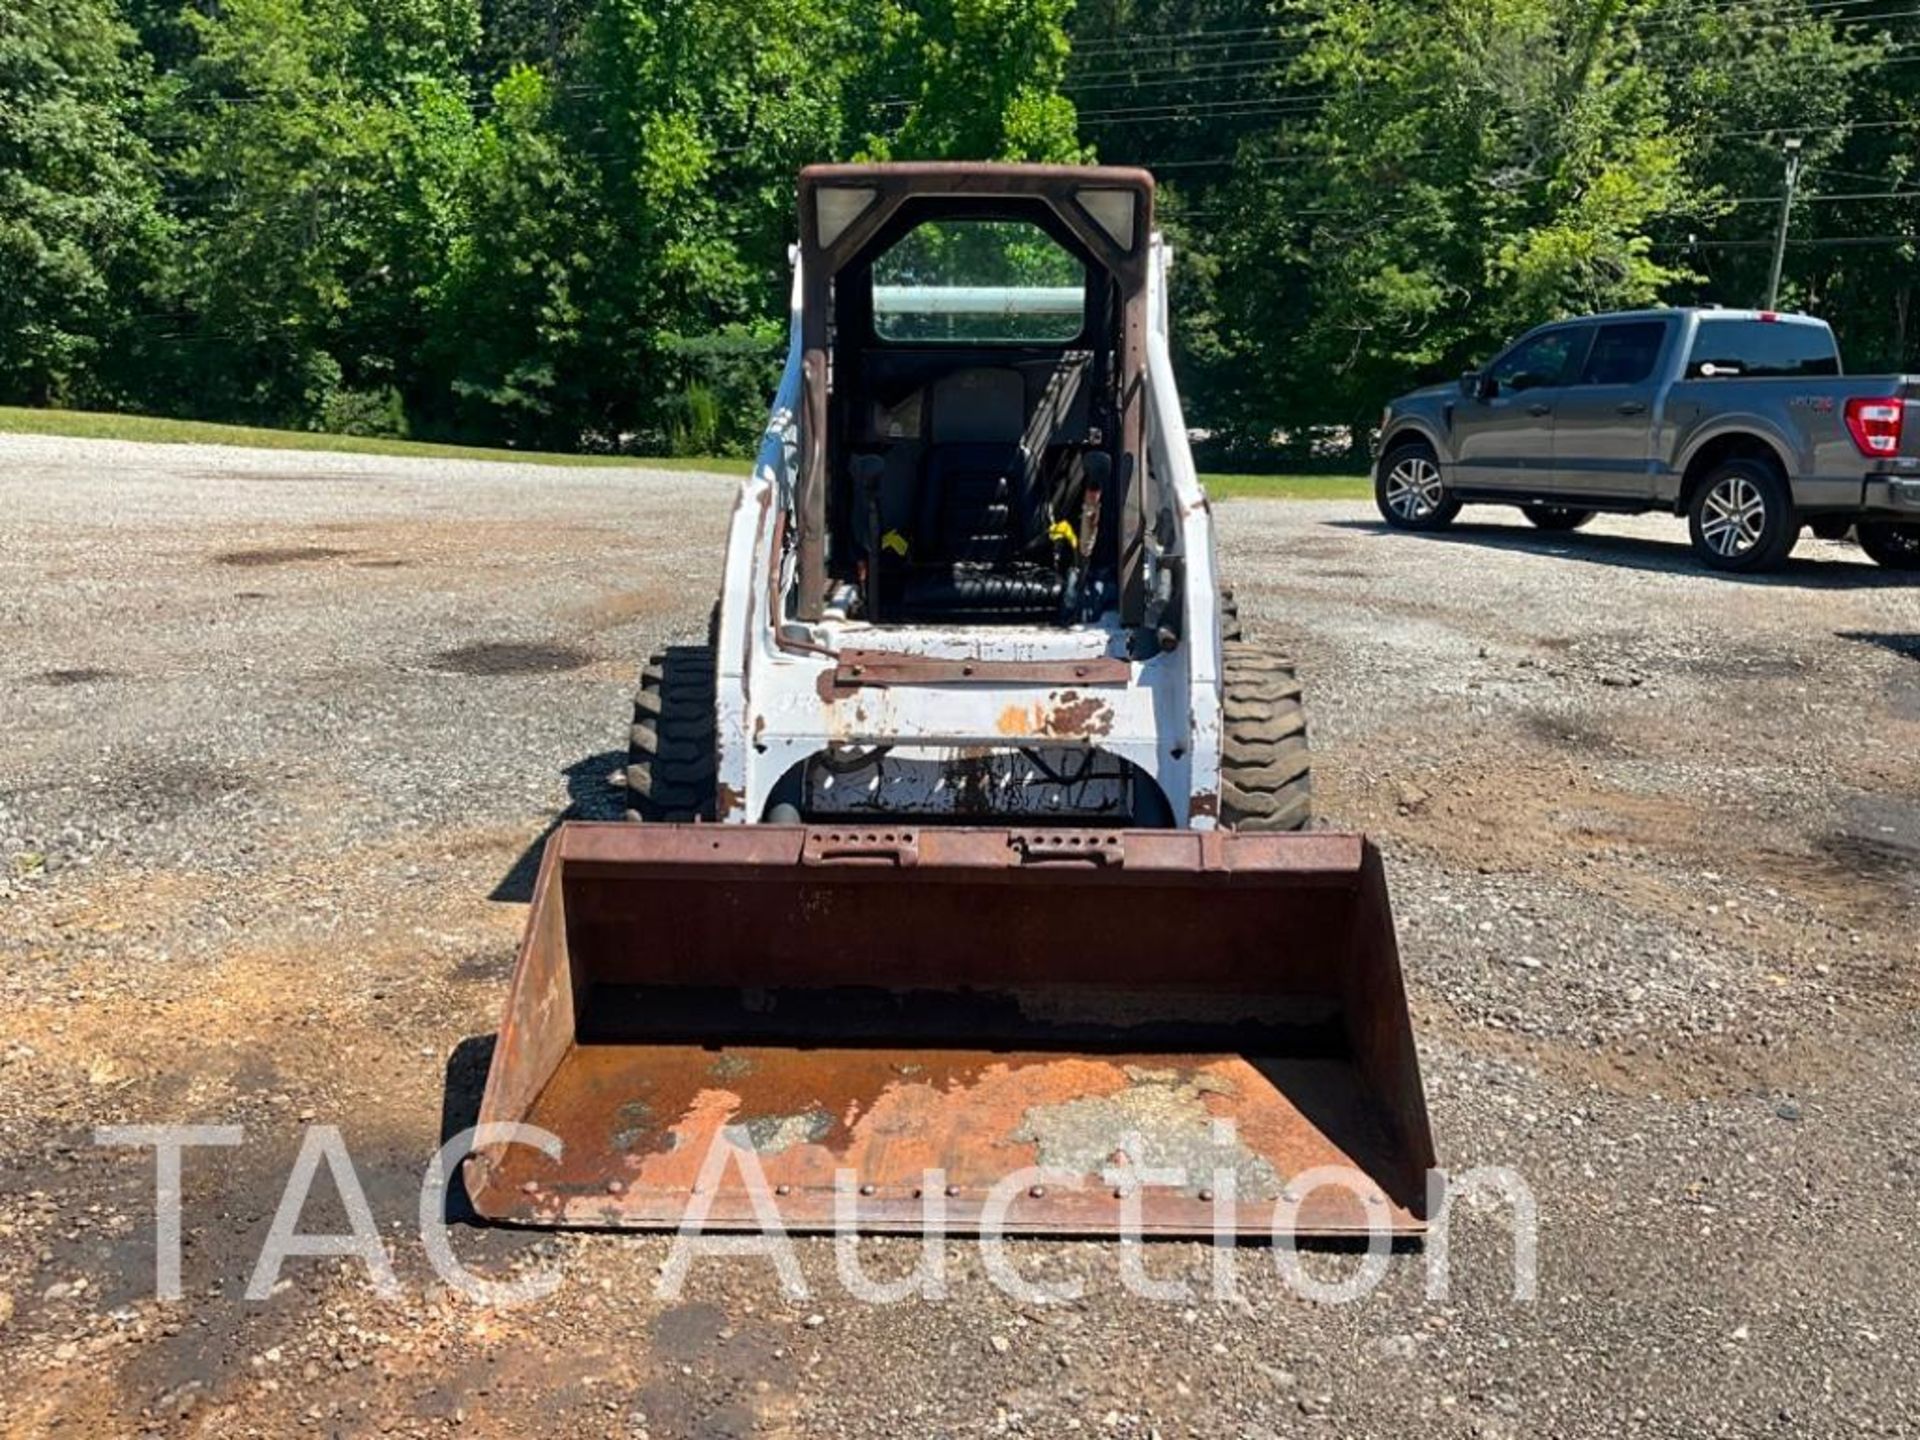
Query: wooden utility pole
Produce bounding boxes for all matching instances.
[1766,137,1805,311]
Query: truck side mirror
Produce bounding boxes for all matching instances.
[1460,369,1491,401]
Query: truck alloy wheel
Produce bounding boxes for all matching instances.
[1687,459,1796,572]
[1384,454,1444,520]
[1376,445,1460,530]
[1698,473,1767,557]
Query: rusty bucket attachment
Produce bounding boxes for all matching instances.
[466,823,1435,1238]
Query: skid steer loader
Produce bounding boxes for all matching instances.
[466,165,1436,1238]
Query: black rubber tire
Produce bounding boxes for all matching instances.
[1858,521,1920,570]
[1219,641,1311,832]
[624,644,718,822]
[1375,440,1461,531]
[1524,505,1595,532]
[1219,585,1244,643]
[1686,458,1798,573]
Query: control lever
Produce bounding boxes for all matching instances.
[851,453,886,622]
[1071,451,1110,616]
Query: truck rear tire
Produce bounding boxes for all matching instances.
[1857,521,1920,570]
[624,645,718,822]
[1524,505,1594,532]
[1376,441,1460,531]
[1219,641,1311,832]
[1686,459,1797,573]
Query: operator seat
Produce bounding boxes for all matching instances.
[900,367,1063,618]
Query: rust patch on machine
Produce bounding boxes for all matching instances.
[995,693,1116,739]
[995,704,1038,737]
[1047,690,1115,737]
[835,652,1130,688]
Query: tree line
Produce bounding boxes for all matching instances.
[3,0,1915,460]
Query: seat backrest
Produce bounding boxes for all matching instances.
[918,368,1036,563]
[930,368,1026,444]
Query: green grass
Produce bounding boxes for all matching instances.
[1197,471,1371,501]
[0,405,1365,497]
[0,405,753,474]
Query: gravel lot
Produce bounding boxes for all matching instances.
[1,432,1916,1438]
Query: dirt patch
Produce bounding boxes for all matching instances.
[349,558,411,570]
[1421,994,1860,1102]
[1892,679,1920,723]
[570,583,687,633]
[34,668,121,686]
[454,945,516,981]
[1686,652,1813,681]
[1819,830,1920,888]
[1816,796,1920,895]
[213,546,354,568]
[1522,708,1616,755]
[123,758,253,819]
[432,641,595,676]
[196,470,374,486]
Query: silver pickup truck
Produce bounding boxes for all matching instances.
[1375,307,1920,572]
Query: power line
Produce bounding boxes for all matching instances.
[1639,0,1920,28]
[1066,0,1917,55]
[1656,233,1917,248]
[1071,23,1286,56]
[1721,185,1920,204]
[1076,93,1331,123]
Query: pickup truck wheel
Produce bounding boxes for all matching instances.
[1687,459,1797,573]
[1376,443,1460,531]
[1523,506,1595,532]
[1857,521,1920,570]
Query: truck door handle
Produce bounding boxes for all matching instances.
[1616,401,1647,416]
[1526,403,1551,417]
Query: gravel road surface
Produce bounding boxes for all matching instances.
[1,433,1916,1438]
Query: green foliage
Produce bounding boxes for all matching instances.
[1200,0,1705,443]
[0,0,167,406]
[2,0,1914,455]
[1077,0,1909,454]
[872,0,1085,161]
[661,325,786,454]
[320,384,408,437]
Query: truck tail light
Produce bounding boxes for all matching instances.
[1845,397,1905,457]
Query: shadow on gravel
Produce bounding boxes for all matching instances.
[491,749,627,903]
[1839,631,1920,663]
[435,640,595,675]
[438,1035,494,1223]
[1326,518,1912,589]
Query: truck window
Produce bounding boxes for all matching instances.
[1686,319,1839,378]
[1576,321,1667,386]
[1489,326,1584,393]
